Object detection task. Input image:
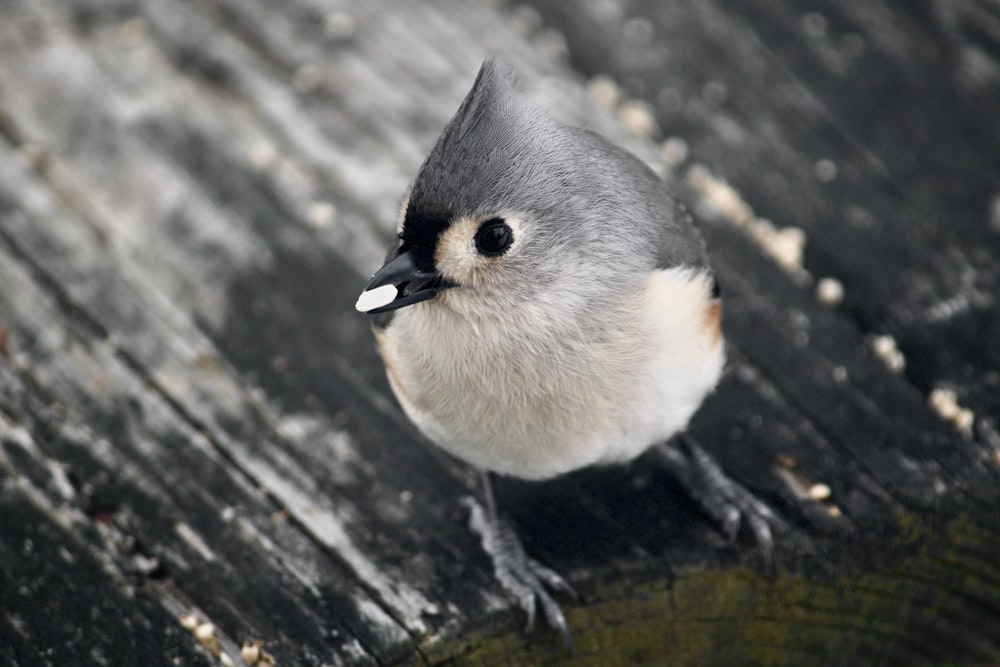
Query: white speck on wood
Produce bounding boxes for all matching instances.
[587,75,621,110]
[689,164,812,281]
[774,466,810,499]
[307,201,336,228]
[175,521,217,562]
[872,335,906,373]
[929,388,975,437]
[659,137,689,167]
[618,99,659,138]
[249,140,278,171]
[240,641,260,666]
[765,224,807,275]
[687,164,753,225]
[808,483,832,501]
[817,277,844,306]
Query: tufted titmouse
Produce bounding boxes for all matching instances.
[356,58,775,642]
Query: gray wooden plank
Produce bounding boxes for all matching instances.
[0,191,401,663]
[724,0,1000,439]
[0,475,216,667]
[0,0,998,663]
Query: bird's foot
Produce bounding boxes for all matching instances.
[655,433,777,573]
[461,496,577,647]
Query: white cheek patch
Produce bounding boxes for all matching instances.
[434,214,525,288]
[355,284,398,313]
[434,216,480,285]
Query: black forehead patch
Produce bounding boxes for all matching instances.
[399,205,451,272]
[400,206,451,249]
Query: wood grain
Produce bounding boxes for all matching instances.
[1,0,998,664]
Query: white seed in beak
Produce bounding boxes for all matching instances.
[355,284,398,313]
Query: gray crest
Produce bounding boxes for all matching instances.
[407,58,554,222]
[405,57,709,272]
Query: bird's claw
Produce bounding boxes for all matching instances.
[464,496,575,647]
[657,435,779,573]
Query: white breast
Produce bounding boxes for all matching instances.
[375,267,725,480]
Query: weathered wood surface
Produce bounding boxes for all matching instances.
[0,0,997,665]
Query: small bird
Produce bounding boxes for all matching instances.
[356,58,775,643]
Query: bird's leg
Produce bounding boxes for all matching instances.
[654,433,777,573]
[462,471,577,646]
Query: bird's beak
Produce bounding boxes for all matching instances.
[355,249,452,314]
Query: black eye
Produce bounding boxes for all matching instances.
[474,218,513,257]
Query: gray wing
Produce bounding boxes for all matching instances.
[649,190,711,272]
[638,170,719,296]
[597,133,719,298]
[581,130,710,272]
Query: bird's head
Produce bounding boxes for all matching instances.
[355,58,659,317]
